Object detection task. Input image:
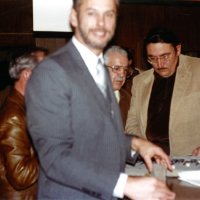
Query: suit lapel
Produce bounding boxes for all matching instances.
[140,71,154,131]
[67,41,114,115]
[77,54,122,131]
[170,56,191,128]
[56,40,122,132]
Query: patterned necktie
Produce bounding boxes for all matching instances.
[96,59,107,98]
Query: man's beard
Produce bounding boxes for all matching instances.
[78,26,114,50]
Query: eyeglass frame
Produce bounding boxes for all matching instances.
[105,64,129,74]
[147,52,173,65]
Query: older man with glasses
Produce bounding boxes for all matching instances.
[104,45,131,127]
[126,27,200,156]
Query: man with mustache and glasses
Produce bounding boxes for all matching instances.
[104,45,131,127]
[26,1,175,200]
[126,27,200,157]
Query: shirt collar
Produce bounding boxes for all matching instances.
[72,36,103,74]
[114,90,120,103]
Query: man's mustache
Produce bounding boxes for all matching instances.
[93,28,109,33]
[113,76,124,81]
[157,67,168,70]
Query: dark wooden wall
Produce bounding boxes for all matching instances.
[1,1,200,71]
[114,3,200,69]
[0,0,34,46]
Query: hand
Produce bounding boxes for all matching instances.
[131,137,172,172]
[124,176,175,200]
[192,146,200,156]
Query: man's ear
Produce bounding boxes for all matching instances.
[176,44,182,56]
[70,8,78,28]
[22,69,32,80]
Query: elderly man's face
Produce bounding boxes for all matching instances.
[70,0,117,55]
[147,43,181,77]
[106,52,128,91]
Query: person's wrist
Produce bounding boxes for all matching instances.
[131,135,142,152]
[124,176,138,199]
[124,176,131,198]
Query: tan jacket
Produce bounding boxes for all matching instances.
[126,54,200,156]
[0,89,38,200]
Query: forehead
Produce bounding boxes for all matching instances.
[79,0,117,12]
[147,43,174,55]
[108,52,128,63]
[34,51,45,55]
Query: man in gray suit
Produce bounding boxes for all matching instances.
[25,0,175,199]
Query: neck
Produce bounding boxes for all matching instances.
[14,81,25,96]
[74,35,103,56]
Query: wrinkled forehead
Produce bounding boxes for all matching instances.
[109,52,128,63]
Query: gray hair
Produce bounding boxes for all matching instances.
[9,54,38,80]
[73,0,120,10]
[104,45,128,64]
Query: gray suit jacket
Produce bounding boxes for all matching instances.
[26,40,133,200]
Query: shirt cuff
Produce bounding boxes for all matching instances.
[131,150,136,157]
[113,173,128,198]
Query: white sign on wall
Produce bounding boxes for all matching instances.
[33,0,73,32]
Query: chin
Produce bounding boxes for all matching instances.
[160,74,171,78]
[157,71,170,77]
[115,86,122,90]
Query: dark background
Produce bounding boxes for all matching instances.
[1,0,200,88]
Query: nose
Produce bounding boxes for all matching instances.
[97,14,105,27]
[156,58,164,68]
[117,68,127,77]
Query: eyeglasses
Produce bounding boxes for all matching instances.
[105,65,128,74]
[147,53,172,65]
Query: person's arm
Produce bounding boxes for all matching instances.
[124,176,175,200]
[113,172,175,200]
[192,146,200,156]
[122,135,175,200]
[130,136,172,172]
[0,113,38,190]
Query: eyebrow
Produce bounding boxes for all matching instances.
[148,52,171,57]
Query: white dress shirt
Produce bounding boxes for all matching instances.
[72,37,103,84]
[114,90,120,103]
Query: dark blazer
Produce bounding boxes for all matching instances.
[26,40,133,200]
[119,88,132,128]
